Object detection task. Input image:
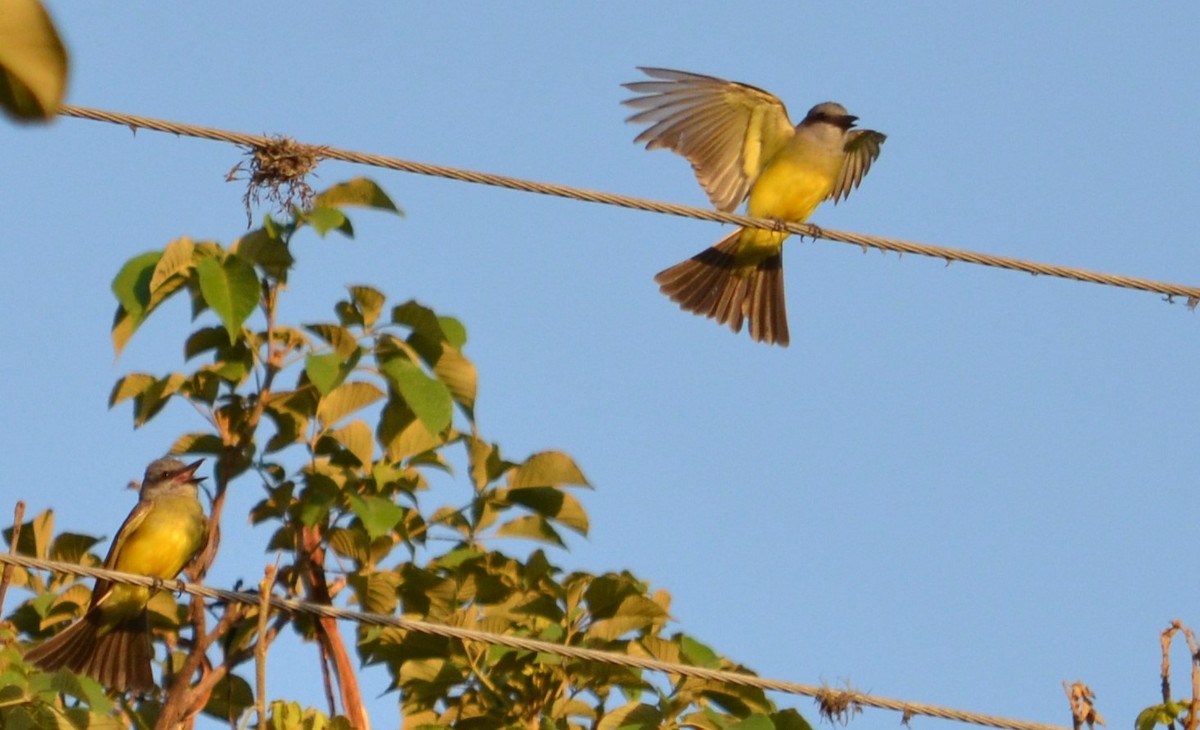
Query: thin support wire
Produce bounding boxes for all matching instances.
[57,105,1200,304]
[1,552,1066,730]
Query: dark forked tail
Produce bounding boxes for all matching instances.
[654,230,789,346]
[24,608,155,692]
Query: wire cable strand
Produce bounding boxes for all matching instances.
[2,552,1066,730]
[57,104,1200,304]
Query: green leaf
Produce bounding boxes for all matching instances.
[348,494,406,541]
[297,473,338,528]
[305,353,344,396]
[316,381,384,427]
[390,300,445,341]
[376,399,441,463]
[234,227,294,280]
[0,0,68,122]
[200,672,254,722]
[314,178,402,214]
[196,253,260,344]
[680,635,720,668]
[303,207,351,237]
[379,358,452,435]
[1136,706,1163,730]
[149,237,195,291]
[111,251,162,320]
[407,331,477,419]
[437,317,467,349]
[509,451,590,490]
[728,715,775,730]
[771,709,816,730]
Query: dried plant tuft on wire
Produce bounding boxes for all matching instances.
[227,136,327,224]
[816,683,866,726]
[1063,681,1105,730]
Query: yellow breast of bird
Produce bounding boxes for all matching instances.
[746,143,843,223]
[113,495,206,579]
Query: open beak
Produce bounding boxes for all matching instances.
[180,459,206,483]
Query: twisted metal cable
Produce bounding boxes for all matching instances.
[58,105,1200,303]
[2,552,1065,730]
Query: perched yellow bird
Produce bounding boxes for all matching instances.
[25,457,208,692]
[624,67,886,346]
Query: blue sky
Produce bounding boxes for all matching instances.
[3,3,1200,728]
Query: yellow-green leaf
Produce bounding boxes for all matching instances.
[149,236,195,291]
[111,251,162,320]
[108,373,154,407]
[505,487,589,535]
[305,352,343,395]
[329,419,373,465]
[509,451,590,490]
[349,494,405,541]
[233,227,294,280]
[495,514,564,548]
[379,358,452,435]
[196,253,259,344]
[314,178,402,214]
[376,399,440,463]
[316,381,384,427]
[305,323,359,359]
[348,285,385,328]
[596,702,662,730]
[0,0,68,122]
[587,595,667,641]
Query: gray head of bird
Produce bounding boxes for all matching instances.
[141,457,205,496]
[803,102,858,130]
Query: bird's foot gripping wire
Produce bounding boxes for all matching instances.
[801,222,826,242]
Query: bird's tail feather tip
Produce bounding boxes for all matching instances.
[655,245,789,347]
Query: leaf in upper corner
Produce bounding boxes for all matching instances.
[314,178,402,214]
[196,253,259,344]
[0,0,68,122]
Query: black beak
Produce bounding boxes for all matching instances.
[180,459,206,483]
